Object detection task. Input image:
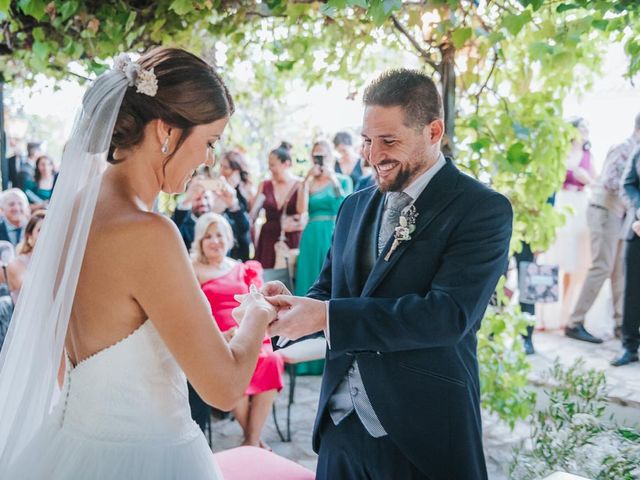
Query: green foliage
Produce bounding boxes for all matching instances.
[2,0,219,82]
[510,359,640,479]
[455,3,606,251]
[478,277,536,428]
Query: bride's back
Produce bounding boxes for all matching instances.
[63,47,236,368]
[66,176,154,367]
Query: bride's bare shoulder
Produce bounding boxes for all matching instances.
[94,208,184,257]
[120,211,181,244]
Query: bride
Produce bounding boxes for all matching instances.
[0,48,276,478]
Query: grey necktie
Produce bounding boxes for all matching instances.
[378,192,413,255]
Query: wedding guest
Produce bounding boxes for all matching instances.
[192,213,284,446]
[24,155,57,204]
[0,189,30,246]
[6,139,26,190]
[221,150,256,204]
[515,242,536,354]
[13,142,41,192]
[354,156,376,191]
[550,117,596,323]
[172,177,214,249]
[173,175,250,260]
[611,147,640,366]
[567,114,640,344]
[295,140,352,299]
[334,131,363,187]
[253,142,303,269]
[6,211,45,302]
[219,150,254,260]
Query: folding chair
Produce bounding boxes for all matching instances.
[271,337,326,442]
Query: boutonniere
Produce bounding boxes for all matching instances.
[384,204,419,261]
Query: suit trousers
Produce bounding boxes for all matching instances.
[622,237,640,352]
[316,412,427,480]
[569,204,625,327]
[515,242,535,316]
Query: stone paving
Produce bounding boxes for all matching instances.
[209,329,640,479]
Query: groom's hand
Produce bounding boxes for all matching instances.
[266,296,326,341]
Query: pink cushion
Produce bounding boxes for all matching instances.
[213,446,315,480]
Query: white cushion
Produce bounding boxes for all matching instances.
[278,338,326,364]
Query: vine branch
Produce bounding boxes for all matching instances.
[474,48,499,113]
[390,14,439,71]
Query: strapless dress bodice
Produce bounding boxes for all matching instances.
[58,320,200,443]
[5,320,222,479]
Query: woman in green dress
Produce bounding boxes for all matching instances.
[294,140,352,374]
[24,155,57,204]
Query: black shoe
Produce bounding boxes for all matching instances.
[611,350,639,367]
[523,337,535,355]
[565,325,603,344]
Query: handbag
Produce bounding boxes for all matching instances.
[274,182,301,274]
[518,261,559,304]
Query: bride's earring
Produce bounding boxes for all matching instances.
[161,136,170,155]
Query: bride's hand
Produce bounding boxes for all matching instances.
[261,280,292,297]
[232,285,276,325]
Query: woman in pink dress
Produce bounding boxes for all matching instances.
[191,212,284,448]
[551,117,596,323]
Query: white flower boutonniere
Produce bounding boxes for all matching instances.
[384,204,419,261]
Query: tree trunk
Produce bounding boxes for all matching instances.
[440,42,456,155]
[0,79,7,191]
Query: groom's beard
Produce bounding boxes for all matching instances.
[375,162,421,193]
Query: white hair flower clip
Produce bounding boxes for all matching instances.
[113,53,158,97]
[135,68,158,96]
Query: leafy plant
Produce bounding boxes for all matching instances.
[510,359,640,480]
[478,276,536,429]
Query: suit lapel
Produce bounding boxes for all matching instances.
[362,160,463,297]
[342,187,384,296]
[0,221,10,244]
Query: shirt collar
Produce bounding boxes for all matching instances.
[4,221,20,232]
[390,152,447,203]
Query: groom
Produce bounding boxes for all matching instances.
[266,69,512,480]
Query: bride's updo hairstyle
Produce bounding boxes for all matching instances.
[109,47,234,164]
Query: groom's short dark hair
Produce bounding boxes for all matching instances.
[363,69,443,130]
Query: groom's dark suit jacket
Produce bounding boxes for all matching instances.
[306,159,513,480]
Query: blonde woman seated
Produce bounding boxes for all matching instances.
[191,212,284,448]
[7,211,45,302]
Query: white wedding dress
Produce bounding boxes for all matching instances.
[5,319,224,479]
